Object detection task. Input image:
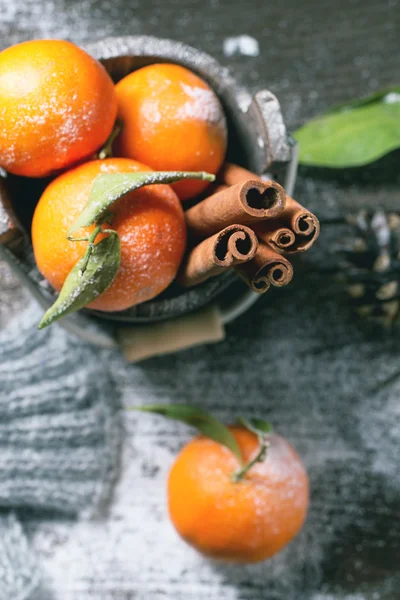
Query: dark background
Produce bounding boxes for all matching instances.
[1,0,400,598]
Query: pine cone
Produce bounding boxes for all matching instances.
[336,209,400,327]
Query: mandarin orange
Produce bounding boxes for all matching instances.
[168,426,309,563]
[114,63,227,201]
[31,158,186,312]
[0,40,117,178]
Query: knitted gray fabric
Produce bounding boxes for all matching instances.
[0,303,122,599]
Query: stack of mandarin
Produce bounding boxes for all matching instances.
[0,39,227,312]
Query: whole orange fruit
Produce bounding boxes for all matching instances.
[0,40,117,178]
[32,158,186,312]
[114,63,227,201]
[168,427,309,563]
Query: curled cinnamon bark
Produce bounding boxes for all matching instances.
[281,196,320,252]
[219,163,320,254]
[185,179,286,239]
[255,197,320,254]
[254,223,296,253]
[235,241,293,294]
[178,224,258,287]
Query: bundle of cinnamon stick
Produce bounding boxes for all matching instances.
[178,163,320,294]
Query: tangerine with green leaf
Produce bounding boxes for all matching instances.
[0,39,117,177]
[139,406,309,563]
[114,63,228,201]
[32,158,187,312]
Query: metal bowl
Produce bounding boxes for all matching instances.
[0,35,296,347]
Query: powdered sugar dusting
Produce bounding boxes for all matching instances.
[178,82,226,131]
[0,42,114,175]
[141,100,162,125]
[359,387,400,478]
[223,35,260,58]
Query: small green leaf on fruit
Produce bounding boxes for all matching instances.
[239,417,272,439]
[38,232,120,329]
[135,404,243,464]
[69,171,215,235]
[294,87,400,168]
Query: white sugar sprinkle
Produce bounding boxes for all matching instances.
[384,91,400,104]
[223,35,260,58]
[178,82,226,130]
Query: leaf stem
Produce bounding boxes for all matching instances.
[97,120,123,159]
[232,438,270,483]
[132,404,244,466]
[67,235,90,242]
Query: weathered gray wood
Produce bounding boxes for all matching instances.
[1,0,400,598]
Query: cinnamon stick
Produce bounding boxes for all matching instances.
[253,224,296,253]
[178,224,258,288]
[255,197,320,254]
[220,163,320,254]
[235,241,293,294]
[185,179,286,239]
[219,163,260,186]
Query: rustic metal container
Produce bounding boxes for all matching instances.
[0,35,297,348]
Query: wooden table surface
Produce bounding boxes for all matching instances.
[1,0,400,598]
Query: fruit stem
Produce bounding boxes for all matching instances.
[231,438,270,483]
[78,224,101,276]
[98,120,123,159]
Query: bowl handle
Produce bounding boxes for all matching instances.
[251,90,292,166]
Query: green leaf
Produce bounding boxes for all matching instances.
[238,417,272,439]
[38,232,120,329]
[135,404,243,465]
[294,87,400,168]
[68,171,215,235]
